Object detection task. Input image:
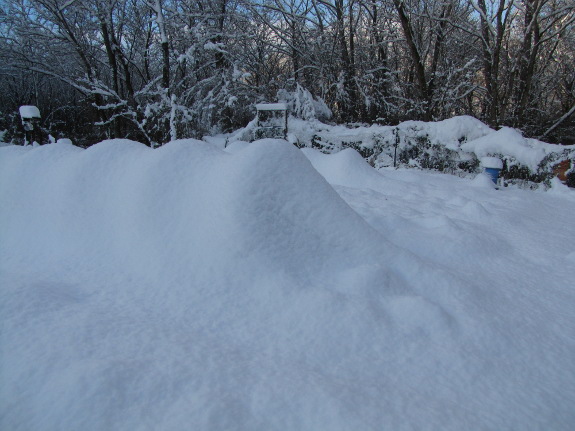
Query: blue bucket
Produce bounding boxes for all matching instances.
[484,167,501,184]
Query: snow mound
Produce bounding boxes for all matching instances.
[0,139,450,430]
[2,139,574,430]
[301,147,387,190]
[471,172,497,189]
[0,139,389,284]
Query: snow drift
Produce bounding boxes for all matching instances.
[1,139,574,430]
[0,139,386,283]
[0,139,430,430]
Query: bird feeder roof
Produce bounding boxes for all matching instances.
[255,103,288,111]
[19,105,41,119]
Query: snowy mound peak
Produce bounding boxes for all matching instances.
[302,147,387,190]
[0,139,387,285]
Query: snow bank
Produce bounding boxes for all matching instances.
[0,138,392,284]
[1,140,574,430]
[0,139,429,430]
[301,147,387,190]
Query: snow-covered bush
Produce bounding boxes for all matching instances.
[286,116,575,187]
[278,83,332,122]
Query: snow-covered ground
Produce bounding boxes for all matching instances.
[1,138,574,430]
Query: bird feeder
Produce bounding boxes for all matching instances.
[253,103,288,141]
[481,157,503,185]
[19,105,41,145]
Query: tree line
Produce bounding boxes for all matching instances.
[1,0,574,147]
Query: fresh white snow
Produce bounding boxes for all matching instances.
[480,156,504,170]
[1,137,574,430]
[18,105,41,119]
[462,127,566,171]
[255,103,289,111]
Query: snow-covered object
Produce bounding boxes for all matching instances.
[401,115,494,150]
[1,140,574,430]
[277,84,332,121]
[19,105,41,119]
[480,156,503,169]
[281,116,575,185]
[56,138,73,145]
[288,115,494,154]
[462,127,564,171]
[255,102,288,111]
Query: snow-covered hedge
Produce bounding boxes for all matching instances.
[284,116,575,187]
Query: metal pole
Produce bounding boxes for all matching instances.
[394,127,399,168]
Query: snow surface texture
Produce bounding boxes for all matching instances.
[1,139,575,430]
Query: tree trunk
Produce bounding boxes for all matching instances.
[393,0,431,120]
